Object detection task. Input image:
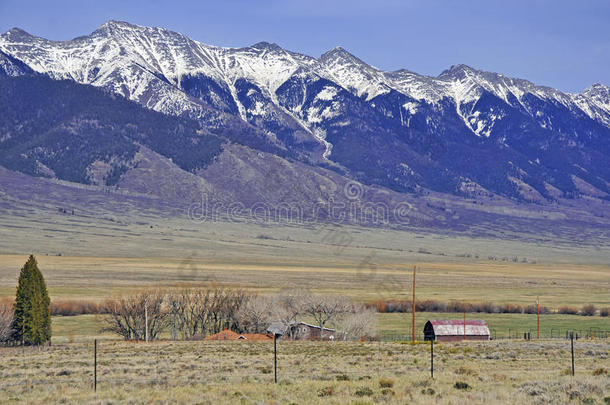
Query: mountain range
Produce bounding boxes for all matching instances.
[0,21,609,235]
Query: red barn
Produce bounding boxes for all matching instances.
[424,320,490,342]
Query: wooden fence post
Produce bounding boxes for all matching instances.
[570,332,575,376]
[430,339,434,379]
[274,334,278,383]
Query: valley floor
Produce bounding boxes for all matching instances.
[1,253,608,308]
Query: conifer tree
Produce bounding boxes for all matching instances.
[12,255,51,345]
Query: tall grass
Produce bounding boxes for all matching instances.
[50,300,103,316]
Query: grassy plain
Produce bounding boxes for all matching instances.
[0,339,608,404]
[0,254,609,308]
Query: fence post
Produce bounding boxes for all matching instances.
[430,339,434,379]
[570,332,575,376]
[274,333,278,383]
[145,299,149,343]
[94,339,97,392]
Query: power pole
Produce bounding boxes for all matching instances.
[412,265,417,342]
[536,296,540,340]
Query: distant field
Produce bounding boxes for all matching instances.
[0,254,608,308]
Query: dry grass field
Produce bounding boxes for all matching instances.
[0,253,608,308]
[0,339,608,404]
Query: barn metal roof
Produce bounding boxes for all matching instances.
[267,321,288,336]
[427,320,490,336]
[267,321,336,336]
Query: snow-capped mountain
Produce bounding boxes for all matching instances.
[1,21,609,202]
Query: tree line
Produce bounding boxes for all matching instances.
[101,287,376,341]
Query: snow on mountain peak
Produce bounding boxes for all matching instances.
[250,41,284,52]
[1,21,608,135]
[4,27,33,38]
[438,64,477,78]
[317,46,390,100]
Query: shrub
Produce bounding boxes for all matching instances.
[599,308,609,317]
[51,300,101,316]
[379,377,394,388]
[354,387,374,397]
[447,301,473,313]
[455,366,478,376]
[558,306,578,315]
[421,387,435,395]
[453,381,471,390]
[580,304,596,316]
[501,303,523,313]
[381,388,395,396]
[317,386,334,397]
[336,374,350,381]
[523,304,550,314]
[592,367,607,376]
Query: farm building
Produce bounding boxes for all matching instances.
[267,321,339,340]
[423,320,490,342]
[204,329,273,341]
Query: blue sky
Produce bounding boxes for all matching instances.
[1,0,608,93]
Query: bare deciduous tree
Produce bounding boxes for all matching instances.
[169,288,207,339]
[338,306,377,341]
[207,287,250,334]
[236,295,273,333]
[0,298,14,343]
[304,294,352,338]
[101,290,167,341]
[272,288,309,338]
[167,287,253,338]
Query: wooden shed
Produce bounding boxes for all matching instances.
[267,321,338,340]
[424,320,490,342]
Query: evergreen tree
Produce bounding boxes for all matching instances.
[12,255,51,345]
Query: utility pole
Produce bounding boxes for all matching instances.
[536,296,540,340]
[412,265,416,342]
[145,299,149,343]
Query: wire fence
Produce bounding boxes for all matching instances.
[378,328,610,341]
[1,334,607,395]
